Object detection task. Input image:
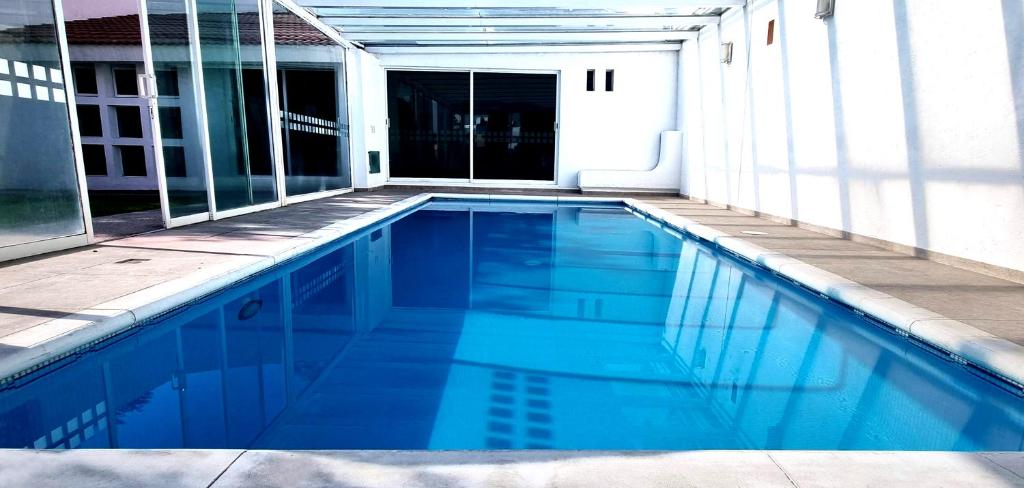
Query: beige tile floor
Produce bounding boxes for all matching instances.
[1,189,1021,349]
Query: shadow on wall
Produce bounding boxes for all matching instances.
[686,0,1024,272]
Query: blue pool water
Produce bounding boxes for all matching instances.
[1,201,1022,450]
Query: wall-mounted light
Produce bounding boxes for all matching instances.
[815,0,835,19]
[720,41,734,64]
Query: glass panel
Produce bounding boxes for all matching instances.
[82,144,107,175]
[114,105,143,138]
[154,69,178,96]
[163,146,187,177]
[0,0,86,248]
[112,66,139,96]
[387,70,470,178]
[272,2,351,197]
[197,0,277,212]
[71,63,97,94]
[117,145,147,176]
[76,104,102,137]
[147,0,211,218]
[158,106,183,138]
[472,72,557,181]
[63,0,166,223]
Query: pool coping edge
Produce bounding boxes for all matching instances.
[1,192,1022,391]
[622,197,1024,391]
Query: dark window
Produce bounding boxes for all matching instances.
[72,63,97,95]
[114,106,143,138]
[586,69,595,91]
[117,145,147,176]
[386,70,470,179]
[605,69,614,92]
[158,106,183,139]
[163,146,187,177]
[76,104,102,137]
[767,19,776,45]
[82,144,107,175]
[155,69,179,96]
[112,67,138,96]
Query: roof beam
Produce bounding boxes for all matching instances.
[342,31,699,43]
[368,43,684,54]
[321,15,719,29]
[303,1,743,8]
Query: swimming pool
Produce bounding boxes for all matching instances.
[0,200,1021,450]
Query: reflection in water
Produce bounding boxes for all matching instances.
[1,202,1022,450]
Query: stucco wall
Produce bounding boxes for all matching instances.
[682,0,1024,273]
[346,49,390,189]
[370,49,680,189]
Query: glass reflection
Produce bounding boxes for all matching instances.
[0,0,85,248]
[272,2,351,196]
[472,73,557,181]
[197,0,277,212]
[62,1,164,218]
[148,0,211,217]
[387,70,470,178]
[1,203,1022,450]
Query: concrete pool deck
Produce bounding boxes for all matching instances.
[2,449,1024,487]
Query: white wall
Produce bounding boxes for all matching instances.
[683,0,1024,273]
[346,49,389,189]
[373,48,679,189]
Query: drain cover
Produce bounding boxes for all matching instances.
[116,258,151,264]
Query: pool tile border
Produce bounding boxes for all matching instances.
[1,193,1022,391]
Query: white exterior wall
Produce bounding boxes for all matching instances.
[372,49,679,189]
[347,48,389,189]
[682,0,1024,273]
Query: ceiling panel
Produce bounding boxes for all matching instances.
[292,1,737,48]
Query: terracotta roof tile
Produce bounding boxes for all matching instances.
[0,13,334,47]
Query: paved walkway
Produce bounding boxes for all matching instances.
[639,196,1024,345]
[0,190,413,339]
[0,188,1021,346]
[1,449,1022,487]
[91,209,164,242]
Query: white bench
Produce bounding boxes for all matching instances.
[578,130,682,193]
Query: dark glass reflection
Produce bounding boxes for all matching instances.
[2,203,1023,450]
[273,1,352,196]
[387,70,470,178]
[473,73,556,181]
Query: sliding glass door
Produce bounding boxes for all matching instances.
[472,73,557,181]
[145,0,211,221]
[387,70,471,179]
[272,1,351,198]
[196,0,277,214]
[386,70,557,182]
